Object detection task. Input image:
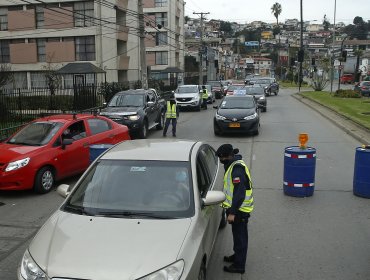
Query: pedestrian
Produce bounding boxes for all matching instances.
[201,85,208,109]
[163,94,179,137]
[216,144,254,275]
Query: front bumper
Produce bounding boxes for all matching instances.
[176,100,201,108]
[106,118,142,132]
[214,118,259,133]
[0,169,34,190]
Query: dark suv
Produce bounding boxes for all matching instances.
[100,89,165,138]
[207,80,224,99]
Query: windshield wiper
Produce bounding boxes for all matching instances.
[63,205,96,216]
[95,211,175,219]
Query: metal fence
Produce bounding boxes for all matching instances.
[0,82,174,141]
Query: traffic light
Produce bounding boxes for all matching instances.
[297,50,304,62]
[311,58,315,65]
[341,50,347,62]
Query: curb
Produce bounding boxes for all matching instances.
[292,93,370,144]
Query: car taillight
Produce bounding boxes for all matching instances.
[361,86,367,90]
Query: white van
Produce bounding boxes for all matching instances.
[174,85,202,111]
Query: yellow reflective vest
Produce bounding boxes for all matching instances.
[165,101,177,118]
[202,89,208,99]
[222,160,254,213]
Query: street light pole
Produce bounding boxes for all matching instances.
[330,0,337,94]
[298,0,304,92]
[338,35,348,91]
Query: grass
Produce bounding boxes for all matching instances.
[300,91,370,130]
[280,81,310,88]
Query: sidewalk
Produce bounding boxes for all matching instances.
[292,93,370,144]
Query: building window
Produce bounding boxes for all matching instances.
[35,6,44,28]
[0,40,10,63]
[74,1,94,27]
[30,72,47,88]
[155,0,167,7]
[75,36,96,61]
[155,13,167,28]
[36,39,46,62]
[156,32,167,46]
[155,51,168,65]
[0,8,7,31]
[151,72,168,80]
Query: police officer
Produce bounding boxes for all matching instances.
[201,85,208,109]
[216,144,254,275]
[163,94,179,137]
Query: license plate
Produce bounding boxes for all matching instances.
[229,122,240,128]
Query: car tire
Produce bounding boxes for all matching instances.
[262,107,267,112]
[198,261,207,280]
[34,166,55,194]
[214,124,222,136]
[219,209,227,229]
[156,113,163,130]
[196,103,201,112]
[138,120,148,139]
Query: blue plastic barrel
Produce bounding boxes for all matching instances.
[89,144,114,163]
[353,147,370,198]
[283,146,316,197]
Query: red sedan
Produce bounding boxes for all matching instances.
[0,114,130,193]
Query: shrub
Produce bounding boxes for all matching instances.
[333,89,361,98]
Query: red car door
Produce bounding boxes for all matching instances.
[86,118,118,145]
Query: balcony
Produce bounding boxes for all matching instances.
[117,55,130,70]
[117,26,129,41]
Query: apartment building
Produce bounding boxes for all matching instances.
[0,0,184,88]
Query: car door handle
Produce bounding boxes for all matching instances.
[83,142,89,147]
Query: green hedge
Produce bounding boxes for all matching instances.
[333,89,361,98]
[3,95,74,110]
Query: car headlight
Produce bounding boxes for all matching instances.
[128,115,140,121]
[215,113,226,120]
[244,112,258,120]
[193,95,200,101]
[259,96,265,100]
[5,157,30,172]
[139,260,184,280]
[20,250,48,280]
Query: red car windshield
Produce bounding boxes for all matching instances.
[7,122,63,146]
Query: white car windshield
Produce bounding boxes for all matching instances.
[63,160,194,218]
[177,86,198,94]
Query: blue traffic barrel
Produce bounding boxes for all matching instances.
[283,146,316,197]
[89,144,114,163]
[353,146,370,198]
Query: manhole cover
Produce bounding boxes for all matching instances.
[361,112,370,115]
[0,202,5,207]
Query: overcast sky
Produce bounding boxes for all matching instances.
[184,0,370,25]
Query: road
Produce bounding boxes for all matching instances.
[1,87,370,280]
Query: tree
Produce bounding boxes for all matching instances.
[0,64,13,89]
[353,16,364,26]
[323,14,330,31]
[271,2,282,26]
[220,21,233,36]
[184,16,190,23]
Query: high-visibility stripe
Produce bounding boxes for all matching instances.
[284,153,316,159]
[284,182,314,187]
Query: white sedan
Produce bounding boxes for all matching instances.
[19,139,226,280]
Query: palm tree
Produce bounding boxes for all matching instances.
[271,2,282,26]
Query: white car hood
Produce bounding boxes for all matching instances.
[29,210,192,280]
[175,93,199,99]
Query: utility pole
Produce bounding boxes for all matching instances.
[298,0,304,92]
[138,0,148,89]
[330,0,337,94]
[193,12,209,85]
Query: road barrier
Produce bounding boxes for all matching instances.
[353,146,370,198]
[283,146,317,197]
[89,144,114,163]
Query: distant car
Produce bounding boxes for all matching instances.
[251,78,279,96]
[340,74,354,84]
[100,89,165,139]
[174,85,202,111]
[206,80,224,99]
[214,95,260,136]
[245,74,260,85]
[0,114,130,193]
[244,86,267,112]
[354,81,370,97]
[202,84,215,103]
[19,139,226,280]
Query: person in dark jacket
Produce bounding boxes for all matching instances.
[163,94,179,137]
[216,144,254,275]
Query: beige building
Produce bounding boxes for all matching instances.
[0,0,184,88]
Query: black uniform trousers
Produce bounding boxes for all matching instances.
[163,118,177,136]
[229,211,250,269]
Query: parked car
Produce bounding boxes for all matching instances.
[340,74,354,84]
[251,78,279,96]
[245,86,267,112]
[354,81,370,96]
[100,89,165,139]
[19,139,226,280]
[207,80,224,99]
[214,95,260,136]
[0,114,130,193]
[174,85,202,111]
[202,84,215,103]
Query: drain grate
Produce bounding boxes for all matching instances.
[0,202,5,207]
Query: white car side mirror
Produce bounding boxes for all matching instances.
[57,184,70,198]
[202,190,225,206]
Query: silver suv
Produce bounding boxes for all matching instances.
[175,85,202,111]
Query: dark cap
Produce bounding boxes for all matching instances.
[216,144,239,157]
